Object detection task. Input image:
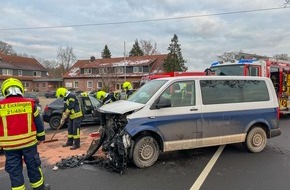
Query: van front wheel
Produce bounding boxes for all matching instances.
[244,126,267,153]
[133,136,159,168]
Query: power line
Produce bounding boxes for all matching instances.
[0,6,289,31]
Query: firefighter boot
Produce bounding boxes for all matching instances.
[62,138,73,147]
[33,183,50,190]
[70,139,80,150]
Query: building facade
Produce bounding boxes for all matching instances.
[63,54,167,92]
[0,51,62,94]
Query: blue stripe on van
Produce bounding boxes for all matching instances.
[125,107,278,142]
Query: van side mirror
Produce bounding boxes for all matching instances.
[156,97,171,109]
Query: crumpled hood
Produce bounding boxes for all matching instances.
[99,100,145,114]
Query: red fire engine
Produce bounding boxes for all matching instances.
[140,71,205,86]
[209,58,290,114]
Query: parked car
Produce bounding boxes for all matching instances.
[43,95,102,129]
[44,91,56,98]
[23,92,40,105]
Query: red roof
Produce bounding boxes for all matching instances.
[0,51,47,71]
[63,54,167,78]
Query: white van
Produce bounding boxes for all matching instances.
[99,76,281,169]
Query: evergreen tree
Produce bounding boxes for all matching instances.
[163,34,187,72]
[101,45,112,58]
[129,39,144,57]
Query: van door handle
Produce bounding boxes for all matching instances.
[149,116,156,119]
[190,108,198,111]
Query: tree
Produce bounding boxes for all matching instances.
[273,53,290,61]
[101,45,112,58]
[129,39,144,57]
[163,34,187,72]
[57,46,76,75]
[0,41,16,54]
[140,40,159,55]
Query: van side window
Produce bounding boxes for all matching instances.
[160,81,195,107]
[200,80,269,105]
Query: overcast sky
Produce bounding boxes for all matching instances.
[1,0,289,71]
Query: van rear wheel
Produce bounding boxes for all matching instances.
[133,136,159,168]
[244,126,267,153]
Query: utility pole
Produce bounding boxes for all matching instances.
[124,41,127,81]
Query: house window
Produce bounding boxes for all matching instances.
[23,82,29,88]
[87,81,93,88]
[99,68,107,74]
[42,83,46,88]
[33,71,41,77]
[133,66,143,73]
[115,67,124,74]
[35,83,39,88]
[18,70,22,76]
[97,82,102,89]
[84,68,92,74]
[74,81,79,88]
[2,69,13,76]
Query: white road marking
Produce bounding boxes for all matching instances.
[190,145,225,190]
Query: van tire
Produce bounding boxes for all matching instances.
[133,136,159,168]
[244,126,267,153]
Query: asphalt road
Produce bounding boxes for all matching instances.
[1,98,290,190]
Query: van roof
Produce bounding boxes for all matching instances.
[155,75,270,81]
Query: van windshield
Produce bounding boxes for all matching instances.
[128,79,168,104]
[210,65,245,76]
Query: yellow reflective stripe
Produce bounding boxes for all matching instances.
[74,128,80,138]
[68,98,75,102]
[68,134,73,138]
[34,109,39,117]
[3,140,37,150]
[2,116,8,137]
[27,113,32,133]
[0,102,32,116]
[0,135,36,146]
[12,184,25,190]
[69,111,83,119]
[0,131,36,141]
[31,167,44,188]
[37,131,45,137]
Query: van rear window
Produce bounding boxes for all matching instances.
[200,80,270,105]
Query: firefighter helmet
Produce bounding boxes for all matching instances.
[96,90,107,101]
[122,81,132,90]
[1,78,24,97]
[56,87,68,98]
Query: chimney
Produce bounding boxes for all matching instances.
[90,56,95,62]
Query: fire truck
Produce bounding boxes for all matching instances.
[140,71,205,86]
[209,58,290,114]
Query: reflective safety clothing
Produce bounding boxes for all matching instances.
[0,97,45,150]
[64,93,83,120]
[63,93,83,148]
[0,96,46,190]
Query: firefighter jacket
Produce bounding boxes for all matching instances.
[103,93,116,105]
[0,96,45,150]
[64,93,83,119]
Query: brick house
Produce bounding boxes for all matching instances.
[63,54,167,92]
[0,51,62,94]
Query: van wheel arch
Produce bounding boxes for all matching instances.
[243,125,267,153]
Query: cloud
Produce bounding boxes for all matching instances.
[1,0,290,71]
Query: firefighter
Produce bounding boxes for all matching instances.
[122,81,134,99]
[0,78,50,190]
[96,90,116,132]
[56,87,83,150]
[96,90,116,105]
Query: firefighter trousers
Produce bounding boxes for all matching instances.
[66,117,82,146]
[4,145,45,190]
